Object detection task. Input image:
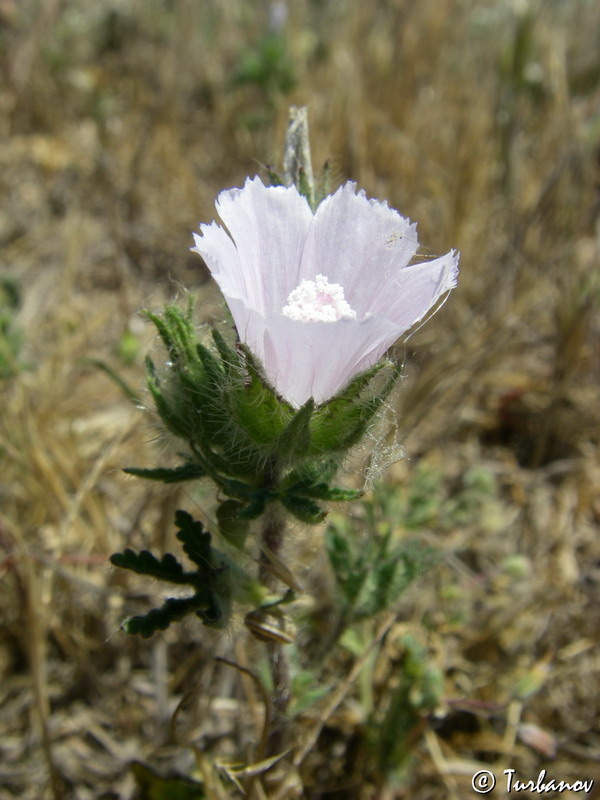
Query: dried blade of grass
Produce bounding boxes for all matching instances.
[502,699,523,753]
[221,750,290,780]
[169,681,204,744]
[257,543,303,593]
[194,747,233,800]
[424,728,462,800]
[56,427,130,547]
[215,657,272,763]
[214,656,291,797]
[1,515,63,800]
[234,637,266,748]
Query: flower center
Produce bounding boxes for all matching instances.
[282,274,357,323]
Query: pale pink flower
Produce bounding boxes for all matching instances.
[192,177,458,408]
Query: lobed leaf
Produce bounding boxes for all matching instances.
[174,510,217,571]
[123,594,211,638]
[281,493,326,524]
[110,549,191,584]
[123,463,206,483]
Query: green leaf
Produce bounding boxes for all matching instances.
[354,542,437,621]
[123,594,211,638]
[314,485,363,501]
[281,460,362,506]
[359,558,397,619]
[281,458,340,489]
[371,635,442,776]
[325,527,352,571]
[237,492,270,520]
[325,528,369,602]
[112,511,241,637]
[123,463,206,483]
[286,480,362,502]
[83,358,141,404]
[195,587,226,627]
[110,549,191,584]
[218,476,261,501]
[173,511,234,628]
[281,493,326,524]
[174,510,217,571]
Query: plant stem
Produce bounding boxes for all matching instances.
[259,502,291,756]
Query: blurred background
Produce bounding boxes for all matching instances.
[1,1,599,798]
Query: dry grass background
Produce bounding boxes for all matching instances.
[1,0,599,798]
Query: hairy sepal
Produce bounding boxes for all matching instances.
[139,301,400,541]
[226,344,294,448]
[308,360,399,455]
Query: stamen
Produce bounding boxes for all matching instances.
[282,274,357,323]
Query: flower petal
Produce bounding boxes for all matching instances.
[191,178,459,408]
[254,250,458,407]
[300,182,419,317]
[241,309,398,407]
[212,176,313,314]
[192,222,241,299]
[379,249,459,330]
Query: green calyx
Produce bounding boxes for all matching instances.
[129,297,399,526]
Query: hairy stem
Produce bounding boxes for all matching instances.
[258,484,291,756]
